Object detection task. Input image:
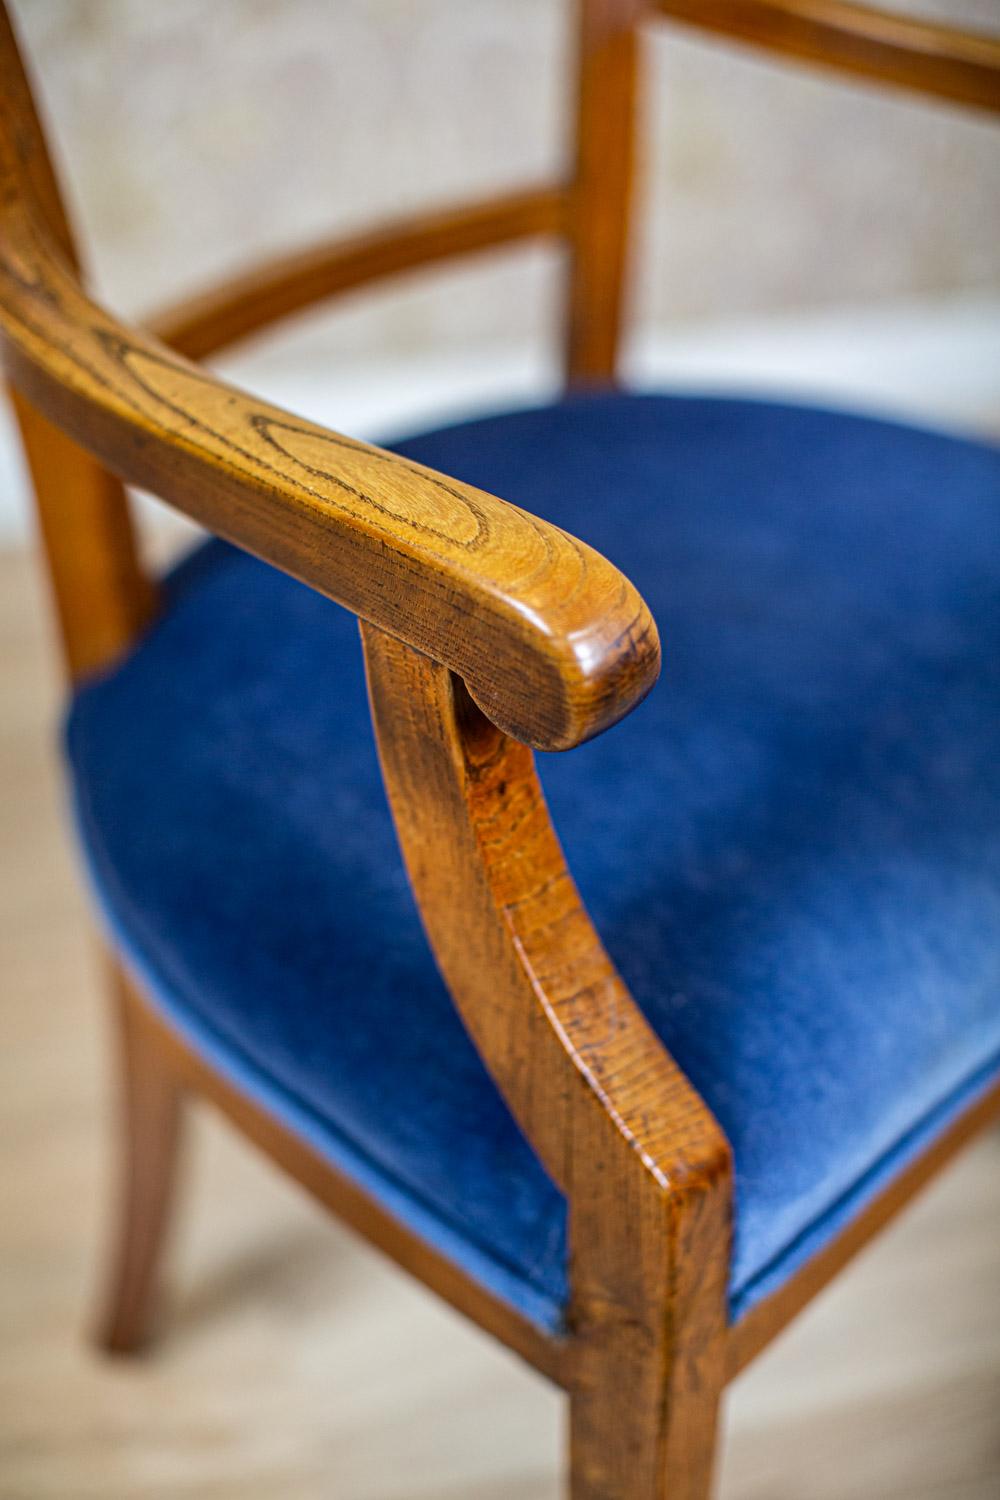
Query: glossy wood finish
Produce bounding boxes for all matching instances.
[2,577,995,1498]
[151,185,568,362]
[654,0,1000,113]
[112,959,566,1386]
[565,0,645,384]
[0,192,658,752]
[4,0,1000,1494]
[0,3,153,682]
[96,957,186,1354]
[11,390,155,680]
[127,0,1000,392]
[361,625,731,1498]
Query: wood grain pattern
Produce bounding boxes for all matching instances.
[361,624,732,1497]
[2,554,995,1497]
[112,959,567,1386]
[653,0,1000,113]
[96,956,186,1355]
[0,1,75,269]
[0,163,658,750]
[150,185,568,362]
[10,389,156,679]
[6,546,998,1497]
[0,2,153,682]
[4,1,1000,1493]
[565,0,645,385]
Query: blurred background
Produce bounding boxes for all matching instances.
[1,0,999,541]
[2,2,999,1497]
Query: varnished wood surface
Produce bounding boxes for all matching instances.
[95,959,186,1354]
[362,625,731,1496]
[10,389,156,680]
[151,186,568,363]
[112,960,566,1387]
[3,545,999,1499]
[4,0,1000,1491]
[653,0,1000,113]
[1,2,153,682]
[0,143,658,750]
[362,626,729,1208]
[564,0,644,384]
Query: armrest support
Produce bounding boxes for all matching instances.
[0,200,659,751]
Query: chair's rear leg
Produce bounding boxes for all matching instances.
[95,957,184,1354]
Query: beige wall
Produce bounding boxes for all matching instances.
[12,0,1000,358]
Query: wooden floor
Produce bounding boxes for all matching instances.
[1,546,998,1499]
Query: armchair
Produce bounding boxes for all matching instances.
[2,2,999,1496]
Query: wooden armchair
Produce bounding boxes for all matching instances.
[2,2,999,1495]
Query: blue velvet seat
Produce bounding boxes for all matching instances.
[66,391,1000,1331]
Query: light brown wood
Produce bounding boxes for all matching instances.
[151,185,568,362]
[3,1,1000,1493]
[11,390,156,680]
[653,0,1000,113]
[565,0,645,385]
[96,956,186,1355]
[0,155,658,750]
[2,554,996,1496]
[0,2,153,682]
[567,1140,728,1499]
[112,959,566,1387]
[0,1,75,270]
[361,625,731,1498]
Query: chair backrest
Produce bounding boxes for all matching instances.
[1,2,154,678]
[565,0,1000,380]
[2,0,998,683]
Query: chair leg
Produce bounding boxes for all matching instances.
[566,1140,730,1500]
[95,959,185,1354]
[568,1337,725,1500]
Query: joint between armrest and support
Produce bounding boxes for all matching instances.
[362,623,733,1479]
[0,195,660,751]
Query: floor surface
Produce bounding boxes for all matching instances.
[1,549,998,1499]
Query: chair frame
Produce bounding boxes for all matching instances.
[2,1,999,1494]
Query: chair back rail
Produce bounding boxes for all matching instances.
[564,0,646,384]
[4,4,1000,1468]
[0,4,152,679]
[151,185,569,363]
[144,0,1000,382]
[654,0,1000,112]
[1,8,662,752]
[6,0,997,687]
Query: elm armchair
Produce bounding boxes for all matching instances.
[3,2,1000,1496]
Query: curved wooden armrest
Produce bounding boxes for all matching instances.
[0,202,659,751]
[654,0,1000,113]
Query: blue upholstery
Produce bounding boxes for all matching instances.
[66,392,1000,1331]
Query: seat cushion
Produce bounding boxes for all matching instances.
[66,391,1000,1331]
